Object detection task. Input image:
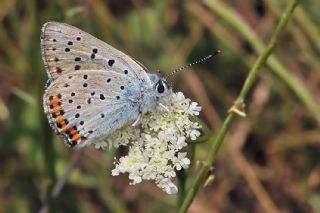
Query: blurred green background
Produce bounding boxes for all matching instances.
[1,0,320,212]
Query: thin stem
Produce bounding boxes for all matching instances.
[293,3,320,51]
[29,0,57,212]
[178,1,300,212]
[176,169,187,212]
[204,0,318,116]
[52,149,85,197]
[39,149,85,213]
[238,0,299,103]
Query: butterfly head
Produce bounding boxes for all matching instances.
[155,78,170,97]
[148,73,170,98]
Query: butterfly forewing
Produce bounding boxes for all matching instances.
[41,22,150,85]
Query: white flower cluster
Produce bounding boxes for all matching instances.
[95,92,202,194]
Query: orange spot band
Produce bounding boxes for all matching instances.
[49,94,84,145]
[71,134,81,142]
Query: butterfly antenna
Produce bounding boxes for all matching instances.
[166,50,221,79]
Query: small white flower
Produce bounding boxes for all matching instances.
[94,141,108,150]
[158,178,178,194]
[99,91,202,194]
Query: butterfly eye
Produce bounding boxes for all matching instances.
[157,84,165,93]
[156,79,168,94]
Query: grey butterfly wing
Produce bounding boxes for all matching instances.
[41,22,151,86]
[43,70,140,147]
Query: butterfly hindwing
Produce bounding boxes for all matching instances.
[43,70,140,147]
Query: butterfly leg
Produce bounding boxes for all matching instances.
[132,112,143,127]
[158,103,169,112]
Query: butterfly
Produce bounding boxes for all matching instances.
[41,22,170,148]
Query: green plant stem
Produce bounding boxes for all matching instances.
[293,3,320,51]
[204,0,318,116]
[177,169,187,211]
[30,0,57,212]
[267,0,320,77]
[178,1,300,212]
